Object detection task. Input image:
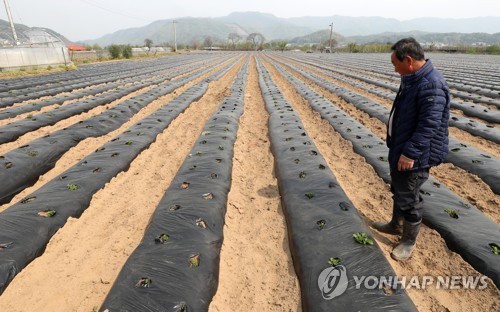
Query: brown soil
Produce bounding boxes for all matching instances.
[0,53,498,312]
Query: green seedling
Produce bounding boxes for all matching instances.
[125,140,133,145]
[5,162,13,169]
[27,150,38,157]
[444,208,459,219]
[67,184,78,191]
[489,243,500,255]
[319,164,326,170]
[328,257,341,267]
[38,210,56,217]
[305,192,314,199]
[218,145,224,150]
[155,234,169,244]
[135,277,152,288]
[299,171,306,179]
[317,219,326,230]
[189,254,200,268]
[353,232,374,245]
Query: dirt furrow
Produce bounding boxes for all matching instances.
[0,62,212,156]
[261,56,499,312]
[274,55,500,157]
[210,56,301,312]
[0,62,232,213]
[266,56,500,223]
[0,58,244,312]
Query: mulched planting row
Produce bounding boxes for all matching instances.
[0,57,228,145]
[0,55,237,205]
[257,57,418,311]
[269,55,500,195]
[0,56,210,120]
[0,56,240,295]
[281,54,500,123]
[101,57,250,312]
[265,55,500,288]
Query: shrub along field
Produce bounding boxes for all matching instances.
[0,52,498,312]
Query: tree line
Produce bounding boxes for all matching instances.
[81,34,500,58]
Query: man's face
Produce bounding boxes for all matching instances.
[391,52,411,76]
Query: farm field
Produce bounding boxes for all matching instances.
[0,51,498,311]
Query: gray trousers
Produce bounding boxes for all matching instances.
[390,168,429,223]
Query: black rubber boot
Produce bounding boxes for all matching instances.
[372,206,403,235]
[391,221,421,261]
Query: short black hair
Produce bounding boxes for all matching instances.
[391,37,425,61]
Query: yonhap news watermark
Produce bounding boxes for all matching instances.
[318,265,490,300]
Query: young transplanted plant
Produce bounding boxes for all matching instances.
[444,208,459,219]
[489,243,500,255]
[353,232,374,245]
[38,210,56,217]
[67,184,78,191]
[328,257,341,267]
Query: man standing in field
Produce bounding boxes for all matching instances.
[372,38,450,261]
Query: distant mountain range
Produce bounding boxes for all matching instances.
[2,12,500,47]
[289,29,500,46]
[81,12,500,46]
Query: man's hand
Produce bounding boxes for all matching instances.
[398,154,414,171]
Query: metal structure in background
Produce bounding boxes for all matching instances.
[172,20,177,52]
[3,0,19,45]
[329,22,334,52]
[0,1,71,70]
[0,28,66,48]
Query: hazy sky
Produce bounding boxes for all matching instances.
[2,0,499,41]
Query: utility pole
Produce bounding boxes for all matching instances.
[172,20,177,52]
[328,22,334,53]
[3,0,20,45]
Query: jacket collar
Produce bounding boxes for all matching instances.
[400,59,433,86]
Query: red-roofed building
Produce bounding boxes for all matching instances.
[67,45,87,51]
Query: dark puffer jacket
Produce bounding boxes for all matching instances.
[387,59,450,172]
